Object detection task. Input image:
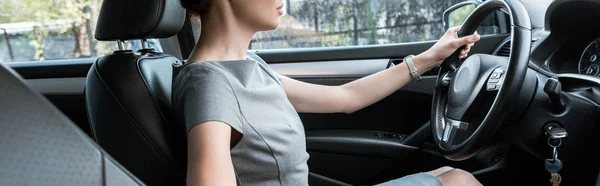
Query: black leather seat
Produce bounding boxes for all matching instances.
[0,62,144,186]
[85,0,187,185]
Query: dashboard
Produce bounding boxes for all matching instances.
[499,1,600,185]
[547,34,600,76]
[578,38,600,76]
[534,1,600,78]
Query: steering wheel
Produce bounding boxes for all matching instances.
[431,0,532,160]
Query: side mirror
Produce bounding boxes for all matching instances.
[443,1,482,30]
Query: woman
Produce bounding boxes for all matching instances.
[173,0,483,185]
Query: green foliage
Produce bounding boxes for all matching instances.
[0,0,105,61]
[254,0,469,49]
[0,0,87,24]
[449,4,475,28]
[0,0,80,60]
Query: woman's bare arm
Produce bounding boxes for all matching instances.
[282,26,480,114]
[186,121,239,186]
[280,59,420,114]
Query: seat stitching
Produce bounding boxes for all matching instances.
[135,54,180,166]
[91,56,172,166]
[145,0,163,35]
[85,59,101,141]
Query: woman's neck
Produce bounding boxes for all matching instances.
[189,9,255,62]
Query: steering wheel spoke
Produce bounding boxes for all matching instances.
[441,117,469,149]
[440,71,454,87]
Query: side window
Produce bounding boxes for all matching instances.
[0,0,161,63]
[250,0,505,50]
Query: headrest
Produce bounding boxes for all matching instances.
[95,0,186,41]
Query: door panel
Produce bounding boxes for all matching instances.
[307,151,396,185]
[306,130,417,158]
[44,94,91,136]
[26,77,86,95]
[296,76,437,95]
[8,59,94,137]
[9,58,95,79]
[270,59,389,78]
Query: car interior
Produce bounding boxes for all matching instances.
[1,0,600,185]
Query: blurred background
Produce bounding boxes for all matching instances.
[0,0,477,62]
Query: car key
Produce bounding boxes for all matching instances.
[545,137,563,186]
[545,158,562,186]
[545,124,568,139]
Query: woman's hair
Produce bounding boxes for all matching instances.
[179,0,212,20]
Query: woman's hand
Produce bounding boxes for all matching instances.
[281,25,482,115]
[416,25,481,69]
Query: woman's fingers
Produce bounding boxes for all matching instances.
[459,50,468,58]
[458,42,475,59]
[448,25,462,34]
[458,48,468,58]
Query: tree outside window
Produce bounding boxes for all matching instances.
[0,0,117,62]
[251,0,468,50]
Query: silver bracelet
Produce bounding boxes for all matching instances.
[404,55,421,81]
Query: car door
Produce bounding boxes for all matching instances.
[2,0,510,185]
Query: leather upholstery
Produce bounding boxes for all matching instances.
[0,62,144,186]
[88,0,187,184]
[86,49,187,186]
[95,0,186,41]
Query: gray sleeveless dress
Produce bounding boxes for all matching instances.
[172,52,442,186]
[172,53,309,186]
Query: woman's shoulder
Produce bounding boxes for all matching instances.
[173,61,231,90]
[176,61,215,76]
[246,52,265,64]
[245,52,281,82]
[246,52,273,71]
